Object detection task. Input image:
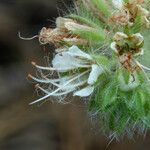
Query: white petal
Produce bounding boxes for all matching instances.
[52,49,91,71]
[88,64,104,85]
[112,0,123,9]
[53,45,93,71]
[67,45,92,60]
[52,53,73,71]
[73,86,94,97]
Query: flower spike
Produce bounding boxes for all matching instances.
[27,0,150,139]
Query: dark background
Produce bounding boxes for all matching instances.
[0,0,150,149]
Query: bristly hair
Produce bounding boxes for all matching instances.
[26,0,150,140]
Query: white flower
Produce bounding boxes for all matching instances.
[38,17,89,46]
[29,46,104,104]
[52,46,92,71]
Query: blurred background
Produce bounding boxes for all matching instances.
[0,0,150,149]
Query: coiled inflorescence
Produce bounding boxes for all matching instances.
[28,0,150,138]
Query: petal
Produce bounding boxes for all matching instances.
[88,64,104,85]
[52,53,72,71]
[52,52,80,71]
[73,86,94,97]
[67,45,92,60]
[52,50,91,72]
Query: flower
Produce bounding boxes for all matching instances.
[111,0,150,27]
[27,0,150,138]
[38,17,90,46]
[29,45,104,104]
[111,32,144,56]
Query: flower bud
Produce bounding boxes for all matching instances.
[131,33,144,47]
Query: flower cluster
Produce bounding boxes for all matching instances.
[111,0,150,27]
[28,0,150,138]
